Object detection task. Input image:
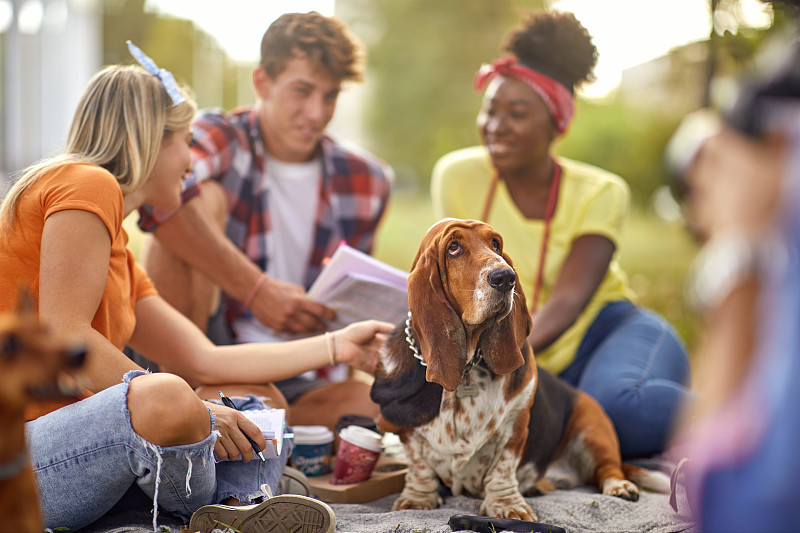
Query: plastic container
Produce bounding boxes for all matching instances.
[290,425,334,476]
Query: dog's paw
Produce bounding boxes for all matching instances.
[602,478,640,502]
[392,491,442,511]
[480,494,537,521]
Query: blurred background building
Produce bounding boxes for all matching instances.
[1,0,100,183]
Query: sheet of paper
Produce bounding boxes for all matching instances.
[241,408,286,459]
[308,243,409,328]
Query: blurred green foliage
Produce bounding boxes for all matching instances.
[103,0,242,110]
[339,0,546,193]
[554,99,683,206]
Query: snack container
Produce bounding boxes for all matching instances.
[291,425,334,476]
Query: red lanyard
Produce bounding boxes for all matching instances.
[481,161,561,314]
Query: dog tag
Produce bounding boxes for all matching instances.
[456,383,479,398]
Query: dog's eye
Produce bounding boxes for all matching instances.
[491,238,501,253]
[447,241,462,257]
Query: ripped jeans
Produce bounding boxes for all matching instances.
[26,371,289,531]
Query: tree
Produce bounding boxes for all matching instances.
[103,0,242,110]
[339,0,545,192]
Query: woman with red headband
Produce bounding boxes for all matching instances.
[431,11,691,459]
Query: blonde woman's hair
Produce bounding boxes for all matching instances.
[0,64,196,234]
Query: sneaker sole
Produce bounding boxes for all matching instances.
[188,495,335,533]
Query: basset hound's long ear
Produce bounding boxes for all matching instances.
[407,221,467,391]
[479,251,532,375]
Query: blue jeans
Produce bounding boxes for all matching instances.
[26,371,288,531]
[560,301,691,458]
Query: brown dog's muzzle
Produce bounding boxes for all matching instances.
[487,267,516,294]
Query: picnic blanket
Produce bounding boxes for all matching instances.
[79,484,697,533]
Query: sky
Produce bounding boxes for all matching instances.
[146,0,773,99]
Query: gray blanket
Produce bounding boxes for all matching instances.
[79,486,697,533]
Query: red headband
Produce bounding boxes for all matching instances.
[474,56,575,134]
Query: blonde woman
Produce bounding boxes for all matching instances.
[0,44,390,532]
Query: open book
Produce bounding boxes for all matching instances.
[308,243,409,330]
[241,408,287,459]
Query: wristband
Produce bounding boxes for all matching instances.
[325,331,337,365]
[686,233,780,312]
[244,272,268,309]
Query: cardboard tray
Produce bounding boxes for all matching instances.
[307,455,408,504]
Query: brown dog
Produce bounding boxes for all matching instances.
[371,219,668,520]
[0,292,85,532]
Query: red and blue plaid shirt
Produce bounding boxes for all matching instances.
[138,106,393,324]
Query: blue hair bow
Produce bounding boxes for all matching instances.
[126,40,186,106]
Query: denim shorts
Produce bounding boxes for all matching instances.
[26,370,288,531]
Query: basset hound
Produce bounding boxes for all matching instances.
[371,219,669,520]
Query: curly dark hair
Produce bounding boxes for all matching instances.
[260,11,365,83]
[503,11,597,92]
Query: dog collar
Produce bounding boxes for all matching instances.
[404,311,427,367]
[405,311,483,398]
[0,448,28,481]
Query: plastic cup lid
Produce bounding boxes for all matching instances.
[339,425,382,453]
[292,425,334,445]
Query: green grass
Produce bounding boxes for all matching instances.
[126,193,702,352]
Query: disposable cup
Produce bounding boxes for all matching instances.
[331,425,383,485]
[290,425,334,476]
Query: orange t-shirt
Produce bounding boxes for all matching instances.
[0,164,157,418]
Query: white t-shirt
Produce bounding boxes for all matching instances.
[233,155,320,345]
[232,156,349,382]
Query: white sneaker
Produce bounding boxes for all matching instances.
[279,465,314,497]
[188,489,335,533]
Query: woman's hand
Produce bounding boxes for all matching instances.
[204,401,267,462]
[332,320,395,375]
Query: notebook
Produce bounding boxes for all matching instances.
[241,408,287,459]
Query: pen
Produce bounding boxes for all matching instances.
[218,391,266,462]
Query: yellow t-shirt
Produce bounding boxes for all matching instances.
[431,146,636,374]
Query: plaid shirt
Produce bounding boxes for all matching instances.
[138,106,393,324]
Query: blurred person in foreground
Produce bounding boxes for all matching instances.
[136,12,393,430]
[0,44,391,532]
[669,13,800,531]
[431,10,692,459]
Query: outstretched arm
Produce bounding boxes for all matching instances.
[128,294,394,388]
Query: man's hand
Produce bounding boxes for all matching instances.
[250,277,336,334]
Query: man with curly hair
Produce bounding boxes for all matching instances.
[136,12,393,430]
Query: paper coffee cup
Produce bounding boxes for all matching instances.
[290,425,334,476]
[331,425,383,485]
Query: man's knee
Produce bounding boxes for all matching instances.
[128,373,211,446]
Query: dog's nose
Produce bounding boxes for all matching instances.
[488,268,516,293]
